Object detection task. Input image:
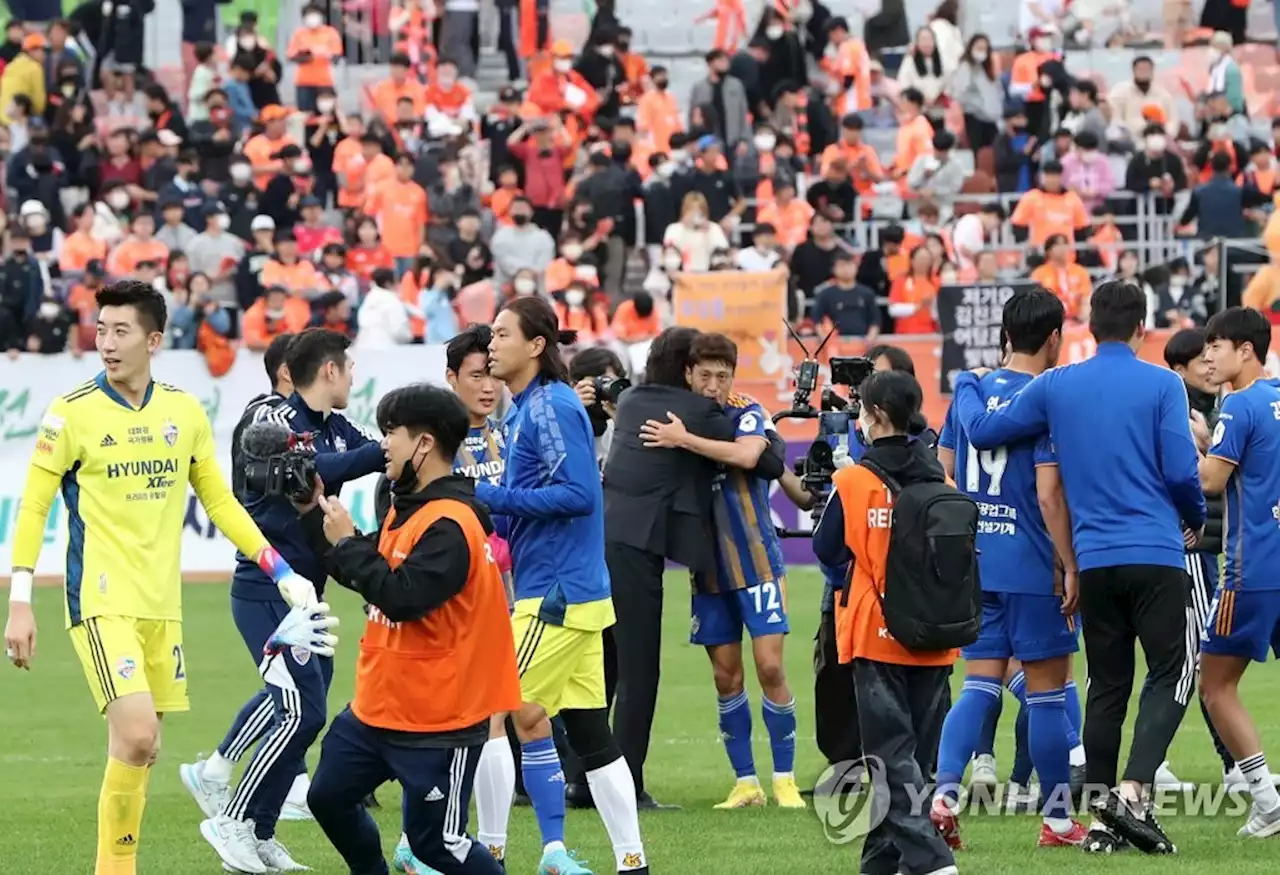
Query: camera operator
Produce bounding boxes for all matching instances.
[603,327,787,806]
[230,333,296,499]
[191,329,388,871]
[571,346,629,470]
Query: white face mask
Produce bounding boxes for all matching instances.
[565,289,586,306]
[1146,134,1167,153]
[561,243,583,261]
[215,213,231,231]
[766,25,784,40]
[438,75,456,89]
[662,254,683,273]
[266,306,285,319]
[239,37,257,51]
[754,134,776,151]
[553,59,573,74]
[1033,37,1052,52]
[25,217,46,234]
[688,211,707,226]
[857,408,876,439]
[38,300,60,319]
[597,45,614,57]
[514,276,537,296]
[316,98,335,113]
[671,148,689,165]
[1170,276,1187,289]
[152,277,167,292]
[230,164,252,183]
[1209,124,1227,141]
[657,161,676,178]
[971,49,988,62]
[107,192,130,211]
[303,13,323,27]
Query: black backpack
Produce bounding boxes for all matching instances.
[853,459,982,651]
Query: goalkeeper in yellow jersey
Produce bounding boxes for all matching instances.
[2,281,321,875]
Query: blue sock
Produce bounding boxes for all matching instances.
[520,738,565,846]
[718,691,756,779]
[761,696,797,775]
[1026,688,1071,821]
[1064,680,1083,750]
[935,675,1003,801]
[976,688,1003,756]
[1008,672,1034,787]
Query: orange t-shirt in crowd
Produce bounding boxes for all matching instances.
[545,258,577,294]
[241,295,311,350]
[423,82,473,118]
[107,238,169,277]
[287,25,343,88]
[827,37,872,116]
[611,299,661,342]
[1010,188,1090,250]
[360,152,397,203]
[60,230,108,273]
[554,302,608,344]
[261,258,322,295]
[1009,50,1055,103]
[831,463,960,667]
[243,133,300,189]
[756,198,816,250]
[1243,265,1280,319]
[889,274,939,334]
[346,244,395,282]
[708,0,748,53]
[489,186,521,227]
[894,115,934,176]
[1242,164,1278,197]
[371,76,427,122]
[1091,222,1122,271]
[456,280,498,325]
[819,141,883,197]
[66,282,99,350]
[333,136,366,209]
[367,179,429,258]
[636,89,683,154]
[1030,262,1093,319]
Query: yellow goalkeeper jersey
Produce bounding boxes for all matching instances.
[28,373,221,627]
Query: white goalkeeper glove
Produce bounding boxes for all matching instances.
[264,603,340,659]
[832,445,856,470]
[277,571,319,609]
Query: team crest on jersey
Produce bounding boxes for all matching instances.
[291,645,312,666]
[162,420,179,447]
[334,436,347,452]
[116,656,137,681]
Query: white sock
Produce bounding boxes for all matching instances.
[204,750,234,783]
[739,774,761,786]
[1240,752,1280,811]
[475,736,515,861]
[543,840,566,855]
[286,772,310,805]
[773,771,794,781]
[1069,745,1086,767]
[585,757,647,872]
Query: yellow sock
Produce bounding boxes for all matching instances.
[96,758,150,875]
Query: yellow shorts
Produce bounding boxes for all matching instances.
[513,614,605,717]
[69,616,188,714]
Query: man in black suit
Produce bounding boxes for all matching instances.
[603,327,785,807]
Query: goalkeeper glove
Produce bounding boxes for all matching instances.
[832,445,856,470]
[256,546,318,608]
[264,603,340,658]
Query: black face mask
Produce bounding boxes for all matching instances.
[653,79,668,90]
[512,214,531,227]
[1134,78,1151,93]
[391,439,429,496]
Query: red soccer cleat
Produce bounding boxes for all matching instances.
[930,797,965,850]
[1038,819,1089,847]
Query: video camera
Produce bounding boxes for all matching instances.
[240,420,321,504]
[592,374,631,404]
[771,324,875,537]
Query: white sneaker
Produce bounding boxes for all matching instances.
[278,800,314,822]
[970,753,998,787]
[180,757,232,818]
[200,815,267,874]
[1238,802,1280,838]
[256,836,311,871]
[1154,761,1194,791]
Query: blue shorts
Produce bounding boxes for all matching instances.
[962,590,1079,663]
[690,578,790,646]
[1202,588,1280,663]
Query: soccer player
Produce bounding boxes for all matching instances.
[2,281,318,875]
[1197,307,1280,838]
[482,296,648,875]
[931,288,1086,848]
[638,332,803,810]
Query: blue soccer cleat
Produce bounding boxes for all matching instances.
[538,847,593,875]
[392,841,443,875]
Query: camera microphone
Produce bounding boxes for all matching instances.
[241,420,294,460]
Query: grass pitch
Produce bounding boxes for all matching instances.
[3,569,1280,873]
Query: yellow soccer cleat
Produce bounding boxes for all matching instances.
[773,775,807,809]
[714,778,767,809]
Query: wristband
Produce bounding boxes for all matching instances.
[256,546,292,582]
[9,569,33,603]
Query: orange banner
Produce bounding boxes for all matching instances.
[672,270,789,382]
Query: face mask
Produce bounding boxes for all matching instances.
[438,76,456,89]
[1134,78,1151,93]
[38,300,60,319]
[215,213,231,230]
[857,408,876,439]
[61,83,75,97]
[766,25,784,40]
[292,160,310,174]
[662,254,683,272]
[553,59,572,74]
[671,149,689,165]
[514,276,537,295]
[316,98,335,113]
[25,217,46,234]
[1209,125,1227,141]
[304,13,323,27]
[940,270,958,285]
[107,192,130,211]
[971,49,987,62]
[657,161,676,178]
[1171,277,1187,289]
[266,306,285,319]
[754,134,776,151]
[575,266,597,282]
[1033,37,1052,52]
[689,212,707,225]
[653,78,668,90]
[512,213,531,227]
[1079,148,1097,161]
[561,243,583,261]
[230,164,252,183]
[1146,134,1167,153]
[565,289,586,306]
[239,37,256,51]
[597,45,614,57]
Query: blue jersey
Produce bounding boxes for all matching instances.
[940,369,1057,595]
[696,395,787,594]
[454,421,505,485]
[1208,380,1280,592]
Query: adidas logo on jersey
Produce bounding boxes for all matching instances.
[768,611,782,624]
[116,833,136,846]
[100,434,117,447]
[425,787,444,802]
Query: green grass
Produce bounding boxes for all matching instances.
[3,569,1280,873]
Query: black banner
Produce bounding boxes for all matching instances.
[938,282,1039,394]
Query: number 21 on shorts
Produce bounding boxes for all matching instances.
[749,581,781,614]
[173,644,185,680]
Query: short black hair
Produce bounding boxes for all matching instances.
[375,383,468,459]
[1210,151,1232,174]
[264,333,295,384]
[1088,280,1147,343]
[632,290,654,318]
[645,327,700,386]
[285,328,352,388]
[858,370,922,433]
[688,332,738,369]
[96,280,167,333]
[866,343,915,376]
[1205,306,1271,360]
[1163,327,1206,369]
[1003,288,1064,354]
[446,324,492,374]
[569,346,625,382]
